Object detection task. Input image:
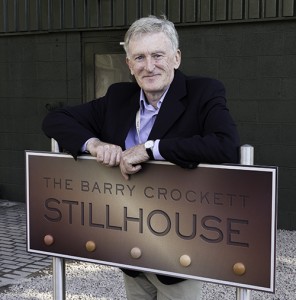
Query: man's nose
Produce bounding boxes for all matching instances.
[144,57,155,72]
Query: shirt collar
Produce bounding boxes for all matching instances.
[140,87,170,112]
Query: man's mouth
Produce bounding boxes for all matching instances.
[143,74,160,79]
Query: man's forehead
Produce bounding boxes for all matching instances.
[128,32,172,53]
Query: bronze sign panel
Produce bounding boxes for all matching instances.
[26,151,277,292]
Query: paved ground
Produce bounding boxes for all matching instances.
[0,200,51,288]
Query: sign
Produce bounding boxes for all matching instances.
[26,151,277,292]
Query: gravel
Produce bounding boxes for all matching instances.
[0,229,295,300]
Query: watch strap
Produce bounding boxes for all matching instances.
[146,147,154,160]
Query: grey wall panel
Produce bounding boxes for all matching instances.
[167,0,181,23]
[88,0,99,28]
[28,0,39,31]
[7,0,15,32]
[265,0,277,18]
[0,0,4,32]
[126,0,139,24]
[51,0,62,30]
[183,0,197,22]
[64,0,74,29]
[18,0,28,31]
[113,0,126,27]
[200,0,212,22]
[231,0,244,20]
[0,0,295,35]
[100,0,112,27]
[40,0,49,30]
[75,0,86,28]
[154,0,167,17]
[248,0,261,19]
[283,0,295,16]
[215,0,227,21]
[141,0,153,18]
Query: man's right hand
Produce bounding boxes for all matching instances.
[86,138,122,167]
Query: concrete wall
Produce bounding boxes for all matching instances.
[0,19,296,229]
[0,32,82,200]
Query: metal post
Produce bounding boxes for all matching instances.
[53,257,66,300]
[51,139,66,300]
[240,144,254,166]
[236,288,252,300]
[236,144,254,300]
[51,138,60,153]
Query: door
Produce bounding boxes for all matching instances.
[83,30,132,102]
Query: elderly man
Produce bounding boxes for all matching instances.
[43,15,239,300]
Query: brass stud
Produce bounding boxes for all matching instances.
[85,240,96,252]
[44,234,54,246]
[130,247,142,259]
[233,262,246,276]
[180,255,191,267]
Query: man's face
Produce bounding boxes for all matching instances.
[126,32,181,98]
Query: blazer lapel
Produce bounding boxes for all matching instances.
[148,70,187,140]
[115,90,140,148]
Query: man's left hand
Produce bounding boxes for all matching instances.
[120,144,149,180]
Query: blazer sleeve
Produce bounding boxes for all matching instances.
[158,78,240,168]
[42,82,140,158]
[42,98,106,158]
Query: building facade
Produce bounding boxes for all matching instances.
[0,0,296,229]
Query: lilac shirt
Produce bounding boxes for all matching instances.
[83,89,168,160]
[125,89,167,160]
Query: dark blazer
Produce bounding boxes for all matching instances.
[42,70,240,285]
[43,70,239,169]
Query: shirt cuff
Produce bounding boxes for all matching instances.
[81,138,95,153]
[153,139,165,160]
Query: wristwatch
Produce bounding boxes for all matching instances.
[144,140,155,160]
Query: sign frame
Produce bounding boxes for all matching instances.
[26,151,277,292]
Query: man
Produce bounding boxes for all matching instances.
[43,15,239,300]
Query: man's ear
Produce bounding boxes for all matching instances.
[126,57,134,75]
[174,49,181,69]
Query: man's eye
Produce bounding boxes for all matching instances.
[153,54,163,60]
[135,56,143,61]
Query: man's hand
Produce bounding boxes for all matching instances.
[86,138,122,167]
[120,144,149,180]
